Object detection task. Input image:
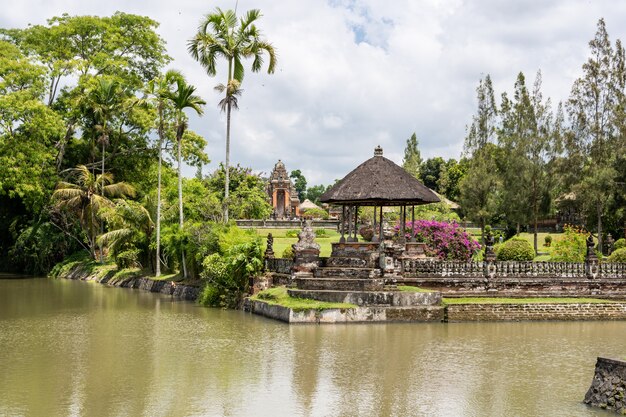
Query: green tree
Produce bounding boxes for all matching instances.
[289,169,307,201]
[188,7,277,223]
[460,75,501,238]
[146,69,182,277]
[162,76,205,278]
[206,164,272,220]
[98,199,154,269]
[305,184,328,205]
[567,18,620,251]
[52,165,135,260]
[420,157,446,192]
[402,132,422,179]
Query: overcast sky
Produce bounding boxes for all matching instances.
[3,0,626,186]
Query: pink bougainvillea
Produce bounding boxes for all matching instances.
[394,220,481,261]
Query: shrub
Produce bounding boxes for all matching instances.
[285,229,300,238]
[550,225,587,263]
[359,225,374,241]
[607,248,626,263]
[314,229,327,237]
[199,239,263,308]
[614,238,626,251]
[395,220,481,261]
[115,248,141,269]
[282,246,294,259]
[496,238,535,261]
[544,235,552,247]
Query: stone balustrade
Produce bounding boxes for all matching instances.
[266,257,626,280]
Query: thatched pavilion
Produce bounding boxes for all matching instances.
[320,146,439,243]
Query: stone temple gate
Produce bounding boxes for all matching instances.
[267,160,300,219]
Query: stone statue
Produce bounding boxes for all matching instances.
[292,220,320,274]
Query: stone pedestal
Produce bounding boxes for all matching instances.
[292,221,320,274]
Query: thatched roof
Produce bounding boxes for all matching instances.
[300,199,322,211]
[320,146,440,206]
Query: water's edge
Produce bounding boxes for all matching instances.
[55,263,200,301]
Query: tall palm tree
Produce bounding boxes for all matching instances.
[88,78,121,182]
[162,77,205,278]
[52,165,135,260]
[147,69,183,277]
[188,7,277,222]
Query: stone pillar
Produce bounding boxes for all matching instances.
[483,232,496,281]
[410,205,416,242]
[372,206,379,242]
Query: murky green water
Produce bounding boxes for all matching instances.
[0,278,622,417]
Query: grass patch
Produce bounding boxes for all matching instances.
[443,297,616,305]
[243,228,341,258]
[251,286,356,312]
[398,285,432,293]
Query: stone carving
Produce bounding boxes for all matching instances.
[292,220,320,274]
[264,233,275,259]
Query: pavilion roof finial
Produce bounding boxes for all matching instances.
[374,145,383,157]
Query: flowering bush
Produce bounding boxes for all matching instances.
[394,220,481,261]
[550,224,587,263]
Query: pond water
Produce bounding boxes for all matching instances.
[0,278,622,417]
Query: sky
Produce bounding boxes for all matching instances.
[3,0,626,186]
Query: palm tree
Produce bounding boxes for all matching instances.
[188,7,277,222]
[97,199,154,268]
[52,165,135,260]
[162,77,205,278]
[147,69,183,277]
[88,78,121,182]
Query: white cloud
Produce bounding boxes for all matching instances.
[3,0,626,186]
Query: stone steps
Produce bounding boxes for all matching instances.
[293,277,385,291]
[325,257,369,268]
[288,288,442,307]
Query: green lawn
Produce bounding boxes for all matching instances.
[251,286,356,311]
[254,228,340,258]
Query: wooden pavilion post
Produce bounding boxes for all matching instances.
[372,206,378,242]
[340,205,346,243]
[379,205,384,242]
[354,205,359,242]
[399,205,406,244]
[411,205,416,242]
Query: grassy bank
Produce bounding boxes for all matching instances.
[251,286,356,311]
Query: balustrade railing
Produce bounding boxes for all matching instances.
[265,255,626,279]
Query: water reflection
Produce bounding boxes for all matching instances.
[0,278,621,416]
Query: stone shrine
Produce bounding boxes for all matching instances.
[267,160,300,219]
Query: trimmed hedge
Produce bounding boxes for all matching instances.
[614,238,626,251]
[496,238,535,261]
[608,248,626,263]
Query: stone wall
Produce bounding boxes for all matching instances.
[584,357,626,414]
[446,303,626,322]
[58,263,200,301]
